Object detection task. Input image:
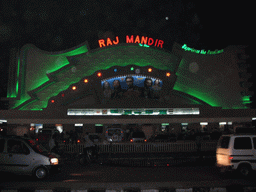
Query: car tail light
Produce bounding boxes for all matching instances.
[228,156,233,164]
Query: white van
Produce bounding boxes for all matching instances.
[0,136,60,179]
[216,134,256,177]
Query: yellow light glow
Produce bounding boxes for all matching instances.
[72,86,77,90]
[50,158,58,165]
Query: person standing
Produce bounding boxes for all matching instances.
[84,132,98,160]
[84,132,94,148]
[49,134,56,152]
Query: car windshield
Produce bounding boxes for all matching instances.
[108,129,122,136]
[24,139,48,154]
[132,132,145,138]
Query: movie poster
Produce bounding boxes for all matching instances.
[101,76,162,101]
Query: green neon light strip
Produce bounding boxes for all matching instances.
[16,56,20,97]
[242,96,251,101]
[57,45,88,56]
[19,99,38,110]
[34,81,55,94]
[173,84,219,107]
[13,44,88,110]
[242,96,252,104]
[7,55,21,98]
[182,44,224,55]
[10,46,32,105]
[139,43,150,47]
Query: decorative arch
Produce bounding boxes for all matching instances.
[13,43,180,110]
[46,65,177,109]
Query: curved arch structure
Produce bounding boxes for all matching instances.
[6,41,246,110]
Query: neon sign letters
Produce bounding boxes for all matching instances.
[98,35,164,48]
[182,44,224,55]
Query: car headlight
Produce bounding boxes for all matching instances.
[50,158,58,165]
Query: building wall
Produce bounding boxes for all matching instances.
[173,43,245,109]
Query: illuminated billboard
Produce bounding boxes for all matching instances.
[67,108,200,116]
[101,75,163,101]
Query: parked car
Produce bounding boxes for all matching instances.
[216,133,256,177]
[149,134,177,142]
[129,131,147,142]
[0,135,60,179]
[105,128,124,142]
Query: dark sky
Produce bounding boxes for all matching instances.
[0,0,253,108]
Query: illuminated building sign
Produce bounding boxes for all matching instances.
[98,35,164,48]
[67,108,200,116]
[182,44,224,55]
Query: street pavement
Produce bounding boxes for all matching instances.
[1,153,256,192]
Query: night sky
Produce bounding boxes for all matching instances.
[0,0,253,109]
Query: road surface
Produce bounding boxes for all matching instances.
[1,158,256,191]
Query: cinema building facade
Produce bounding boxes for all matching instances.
[0,35,255,140]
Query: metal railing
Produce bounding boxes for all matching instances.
[59,141,218,154]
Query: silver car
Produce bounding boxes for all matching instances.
[0,135,60,179]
